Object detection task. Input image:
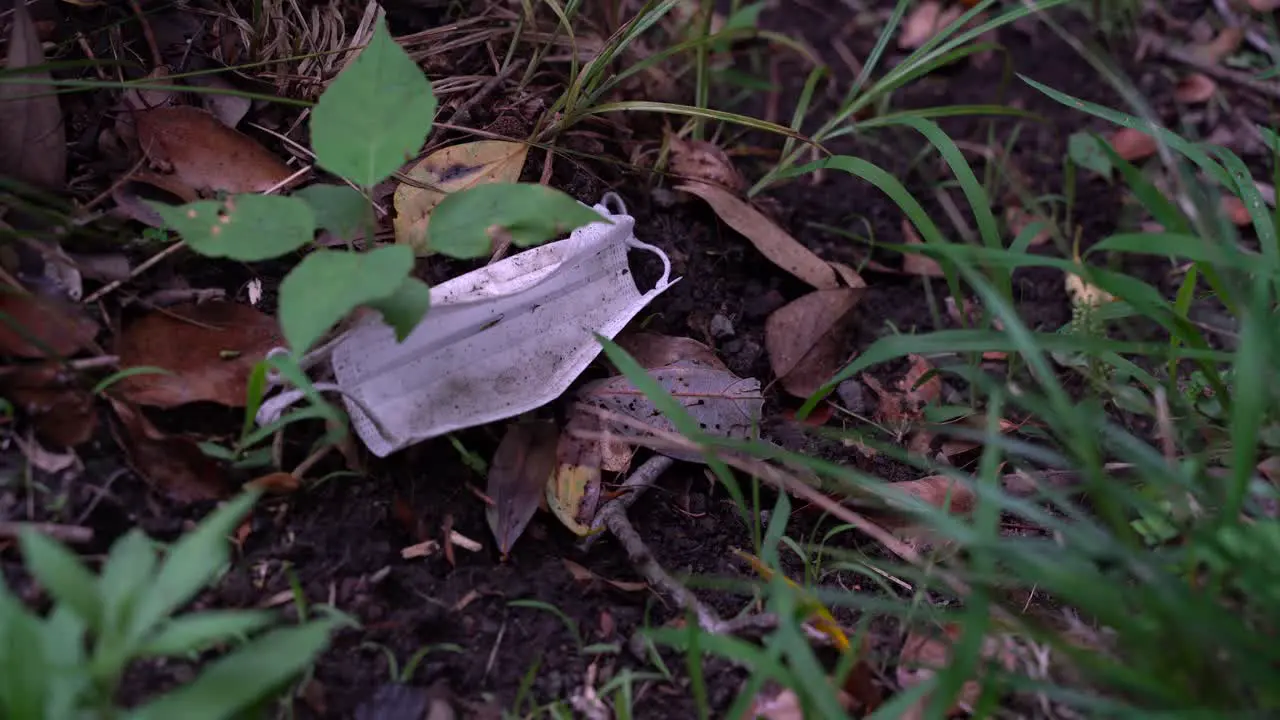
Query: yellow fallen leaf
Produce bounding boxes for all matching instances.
[734,548,851,653]
[393,140,530,254]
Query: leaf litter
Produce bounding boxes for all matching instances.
[106,397,230,502]
[0,0,66,189]
[486,419,560,555]
[133,106,295,197]
[113,302,283,409]
[765,287,862,398]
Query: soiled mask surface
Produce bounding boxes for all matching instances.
[258,193,676,457]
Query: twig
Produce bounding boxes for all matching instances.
[129,0,163,68]
[0,521,93,544]
[580,454,675,551]
[1142,30,1280,102]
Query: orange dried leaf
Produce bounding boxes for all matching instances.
[114,302,283,408]
[107,398,230,501]
[901,219,946,277]
[1107,128,1158,162]
[1174,73,1218,104]
[245,471,300,494]
[1,364,96,447]
[133,106,294,196]
[1192,27,1244,65]
[486,420,560,554]
[900,354,942,409]
[613,331,727,371]
[899,1,962,50]
[669,135,746,192]
[0,291,98,359]
[765,288,862,398]
[888,474,976,515]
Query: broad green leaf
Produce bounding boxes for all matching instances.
[99,530,157,630]
[0,602,48,720]
[309,19,436,187]
[294,184,371,242]
[130,619,338,720]
[428,183,605,259]
[363,276,431,342]
[277,246,415,354]
[1068,132,1112,177]
[43,606,90,720]
[19,530,101,630]
[127,491,261,648]
[140,610,276,657]
[152,195,315,261]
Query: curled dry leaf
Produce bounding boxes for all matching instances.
[898,624,1020,718]
[563,558,648,593]
[1004,205,1052,247]
[245,471,301,494]
[901,353,942,409]
[106,397,230,501]
[668,135,745,192]
[886,474,976,515]
[134,106,294,196]
[677,182,838,290]
[765,288,861,398]
[113,302,283,408]
[898,0,962,50]
[0,363,97,447]
[1222,195,1253,226]
[394,140,531,254]
[0,0,66,189]
[548,409,605,537]
[901,218,945,277]
[0,291,98,359]
[612,331,727,372]
[577,359,764,464]
[1107,127,1158,162]
[486,420,559,554]
[1174,73,1218,104]
[1249,0,1280,10]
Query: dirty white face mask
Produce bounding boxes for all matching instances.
[257,193,677,457]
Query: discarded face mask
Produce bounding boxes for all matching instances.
[257,192,678,457]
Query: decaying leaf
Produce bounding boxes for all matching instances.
[613,331,727,372]
[188,73,252,128]
[0,290,98,359]
[1222,195,1253,226]
[486,420,560,554]
[0,0,66,189]
[548,409,606,536]
[765,288,861,398]
[901,354,942,409]
[886,475,976,515]
[1174,73,1217,104]
[668,135,745,192]
[1003,206,1052,247]
[1191,27,1244,65]
[1107,128,1158,162]
[563,559,648,592]
[0,363,96,447]
[736,548,851,653]
[133,106,294,196]
[113,301,283,408]
[1249,0,1280,10]
[897,624,1020,718]
[394,140,530,254]
[106,398,230,501]
[863,355,942,435]
[677,182,838,290]
[246,471,301,494]
[901,218,946,277]
[577,359,764,463]
[899,0,963,50]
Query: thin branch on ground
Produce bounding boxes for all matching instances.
[0,521,93,544]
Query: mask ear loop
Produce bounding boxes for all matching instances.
[256,343,399,447]
[596,191,675,291]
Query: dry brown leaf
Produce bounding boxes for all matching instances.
[113,302,283,408]
[613,331,727,371]
[123,66,179,112]
[0,1,66,189]
[900,354,942,409]
[549,408,605,536]
[1003,206,1052,247]
[0,291,98,359]
[765,288,862,398]
[0,363,96,447]
[245,471,300,494]
[1249,0,1280,11]
[1222,195,1253,226]
[888,475,976,515]
[678,182,838,289]
[901,218,946,277]
[828,261,867,289]
[563,558,648,592]
[486,420,560,554]
[394,140,531,254]
[898,625,1019,718]
[1257,456,1280,483]
[1107,128,1159,162]
[107,397,230,501]
[1174,73,1218,104]
[188,73,252,128]
[899,1,962,50]
[1191,27,1244,65]
[134,106,293,196]
[669,135,746,192]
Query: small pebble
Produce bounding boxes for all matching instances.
[837,379,872,415]
[710,313,735,338]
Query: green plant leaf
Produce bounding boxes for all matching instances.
[151,195,315,261]
[130,619,338,720]
[277,245,415,354]
[98,529,157,641]
[1068,132,1113,177]
[309,19,436,187]
[126,491,261,648]
[428,183,605,258]
[294,184,371,242]
[0,600,49,720]
[364,276,431,342]
[140,610,276,657]
[19,530,102,630]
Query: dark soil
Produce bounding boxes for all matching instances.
[1,0,1269,717]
